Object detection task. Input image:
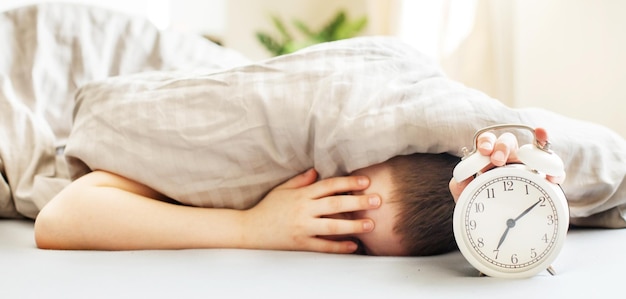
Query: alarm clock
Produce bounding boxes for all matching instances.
[452,124,569,278]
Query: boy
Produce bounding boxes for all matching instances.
[34,132,526,256]
[4,5,623,255]
[33,36,625,255]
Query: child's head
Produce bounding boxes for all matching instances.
[386,153,460,256]
[347,152,459,256]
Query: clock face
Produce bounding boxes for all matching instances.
[454,166,568,277]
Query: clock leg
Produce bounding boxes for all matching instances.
[546,265,557,276]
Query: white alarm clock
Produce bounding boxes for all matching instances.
[452,124,569,278]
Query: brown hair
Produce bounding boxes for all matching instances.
[386,153,460,256]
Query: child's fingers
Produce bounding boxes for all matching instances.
[276,168,318,190]
[306,175,370,198]
[449,177,472,203]
[536,128,565,184]
[535,127,549,146]
[311,218,375,236]
[547,174,566,184]
[304,238,359,254]
[491,132,519,166]
[314,194,381,216]
[477,132,497,155]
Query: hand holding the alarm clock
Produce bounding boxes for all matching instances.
[449,128,565,203]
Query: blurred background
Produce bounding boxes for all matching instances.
[2,0,625,138]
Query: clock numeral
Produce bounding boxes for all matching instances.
[530,248,537,259]
[539,196,547,207]
[469,220,477,230]
[503,180,514,191]
[493,249,500,259]
[477,237,485,248]
[525,185,529,195]
[547,215,555,225]
[474,202,485,213]
[541,233,549,243]
[511,254,519,264]
[486,188,495,199]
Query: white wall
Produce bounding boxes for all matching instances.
[169,0,225,37]
[513,0,626,137]
[400,0,626,138]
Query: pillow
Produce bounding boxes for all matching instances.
[66,36,626,227]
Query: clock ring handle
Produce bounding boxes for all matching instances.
[461,124,551,158]
[460,124,565,178]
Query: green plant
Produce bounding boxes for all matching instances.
[256,10,367,56]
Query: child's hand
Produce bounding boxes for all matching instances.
[448,128,564,203]
[242,168,380,254]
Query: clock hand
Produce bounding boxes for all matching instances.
[496,200,542,250]
[496,227,509,250]
[496,219,515,250]
[514,199,542,222]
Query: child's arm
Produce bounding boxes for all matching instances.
[34,169,379,253]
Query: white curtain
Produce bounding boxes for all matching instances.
[367,0,514,105]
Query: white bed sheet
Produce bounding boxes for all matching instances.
[1,219,622,298]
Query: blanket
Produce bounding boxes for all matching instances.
[65,37,626,227]
[0,3,249,218]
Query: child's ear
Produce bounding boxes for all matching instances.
[276,169,318,190]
